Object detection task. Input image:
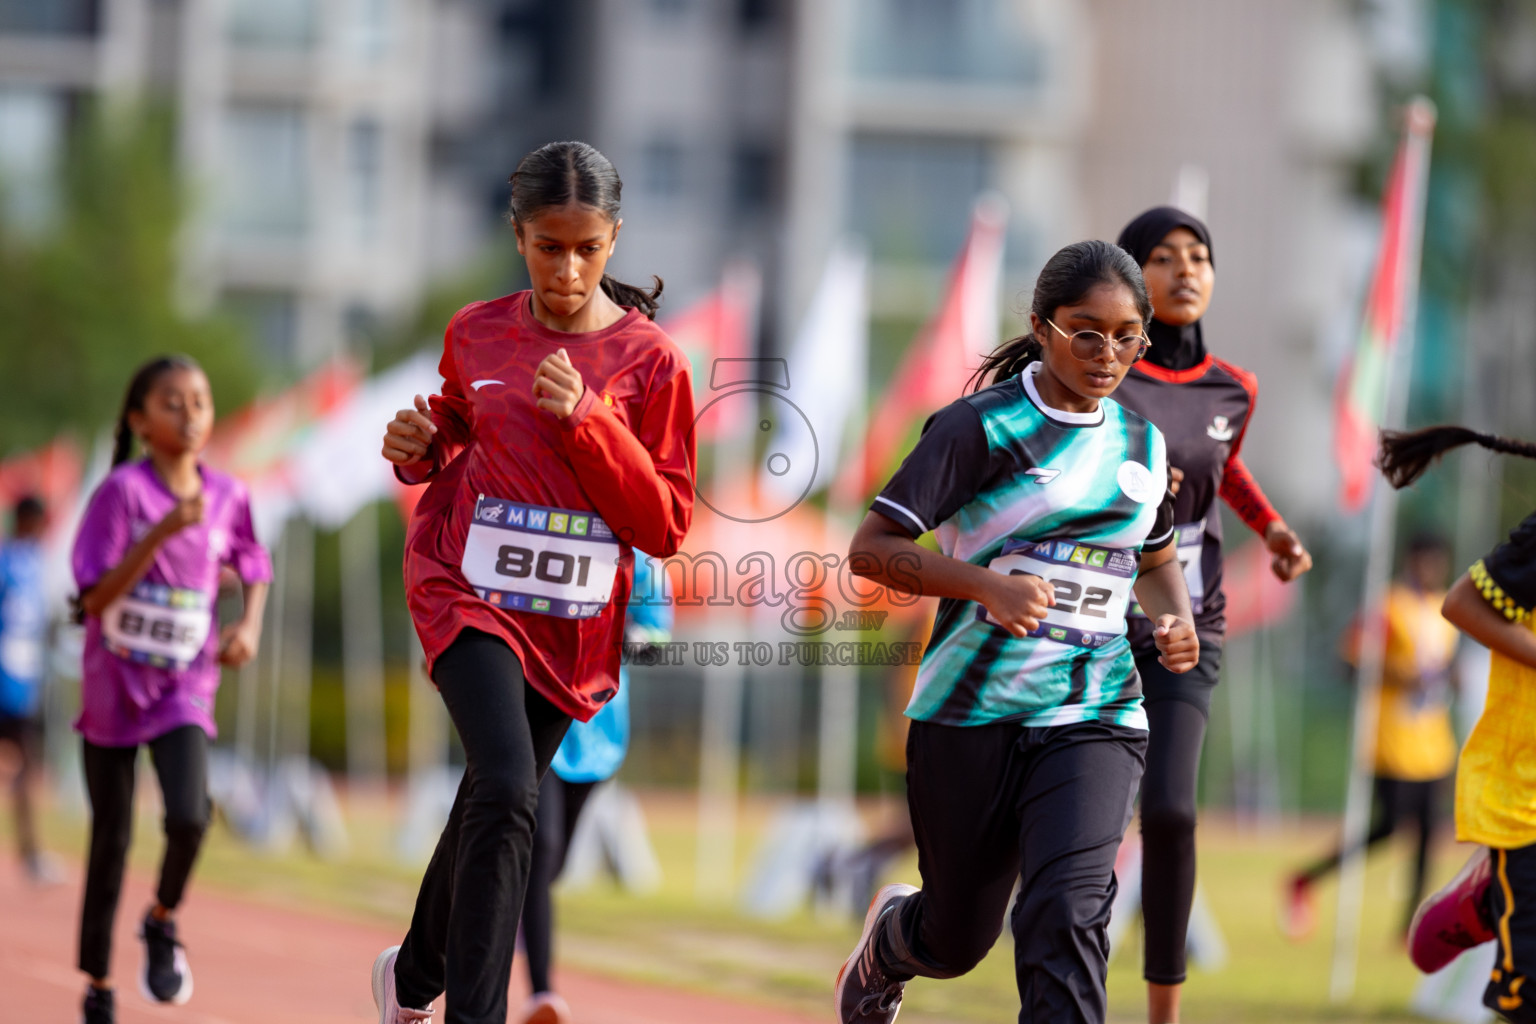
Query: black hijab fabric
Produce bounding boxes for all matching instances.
[1116,206,1214,372]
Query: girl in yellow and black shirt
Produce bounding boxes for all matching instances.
[1377,425,1536,1024]
[1284,533,1460,940]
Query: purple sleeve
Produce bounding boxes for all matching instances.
[225,483,273,584]
[72,477,131,593]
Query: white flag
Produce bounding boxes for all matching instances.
[761,241,868,506]
[293,351,442,528]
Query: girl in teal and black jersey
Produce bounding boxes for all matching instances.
[835,240,1199,1024]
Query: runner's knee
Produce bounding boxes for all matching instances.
[1140,796,1197,844]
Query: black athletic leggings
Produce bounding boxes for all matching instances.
[78,724,210,980]
[393,629,571,1024]
[521,772,597,996]
[1298,774,1445,933]
[1137,643,1221,987]
[0,714,41,864]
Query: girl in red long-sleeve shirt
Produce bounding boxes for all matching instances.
[371,141,695,1024]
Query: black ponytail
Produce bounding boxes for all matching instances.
[508,141,663,320]
[969,239,1151,392]
[598,274,663,321]
[1378,425,1536,489]
[112,354,202,467]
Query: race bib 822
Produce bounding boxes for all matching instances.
[976,538,1138,648]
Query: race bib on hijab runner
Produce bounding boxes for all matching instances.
[1128,518,1203,619]
[460,496,621,619]
[102,583,212,670]
[977,538,1137,647]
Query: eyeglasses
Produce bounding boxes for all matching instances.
[1045,318,1150,365]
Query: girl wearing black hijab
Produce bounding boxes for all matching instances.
[1112,207,1312,1024]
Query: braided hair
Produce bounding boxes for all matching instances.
[508,141,663,320]
[1378,425,1536,489]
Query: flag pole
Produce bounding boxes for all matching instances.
[1330,96,1437,1001]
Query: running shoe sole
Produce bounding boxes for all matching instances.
[372,945,401,1024]
[138,945,192,1006]
[1278,876,1316,942]
[835,882,917,1023]
[1408,846,1494,973]
[521,995,571,1024]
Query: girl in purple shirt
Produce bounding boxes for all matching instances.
[71,356,270,1024]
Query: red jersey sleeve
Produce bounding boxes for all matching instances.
[395,312,476,485]
[558,362,696,557]
[1220,455,1281,536]
[1212,357,1282,535]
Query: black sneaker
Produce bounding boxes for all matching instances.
[81,985,114,1024]
[835,883,916,1023]
[139,910,193,1004]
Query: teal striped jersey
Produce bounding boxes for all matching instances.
[872,363,1174,729]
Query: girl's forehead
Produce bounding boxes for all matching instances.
[149,367,210,394]
[1156,227,1205,249]
[1060,283,1142,319]
[523,203,615,236]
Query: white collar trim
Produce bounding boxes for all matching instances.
[1022,363,1105,426]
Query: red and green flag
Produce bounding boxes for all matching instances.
[1334,99,1437,512]
[836,193,1008,501]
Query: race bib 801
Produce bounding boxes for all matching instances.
[976,538,1138,648]
[460,496,621,619]
[102,583,212,670]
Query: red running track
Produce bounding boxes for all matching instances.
[1,860,825,1024]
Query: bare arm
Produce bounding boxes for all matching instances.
[218,579,269,667]
[1132,542,1200,672]
[1443,573,1536,671]
[849,510,1054,638]
[79,495,203,617]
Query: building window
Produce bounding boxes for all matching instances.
[347,118,383,245]
[219,105,309,240]
[0,86,66,232]
[343,0,390,62]
[227,0,317,51]
[738,0,777,33]
[223,290,299,364]
[849,0,1044,86]
[847,134,990,266]
[640,139,685,199]
[0,0,99,35]
[731,142,774,216]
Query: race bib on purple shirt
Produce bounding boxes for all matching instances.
[101,583,212,670]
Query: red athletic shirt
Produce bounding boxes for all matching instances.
[398,291,696,720]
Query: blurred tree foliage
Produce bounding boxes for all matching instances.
[0,102,255,456]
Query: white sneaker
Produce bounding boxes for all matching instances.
[518,991,572,1024]
[371,946,434,1024]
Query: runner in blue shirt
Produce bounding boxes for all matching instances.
[0,495,53,883]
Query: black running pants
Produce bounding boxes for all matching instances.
[392,629,571,1024]
[875,718,1146,1024]
[521,773,598,995]
[78,724,210,980]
